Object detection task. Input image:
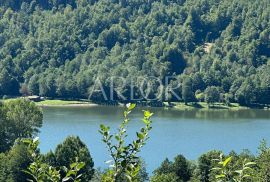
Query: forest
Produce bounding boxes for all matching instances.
[0,0,269,106]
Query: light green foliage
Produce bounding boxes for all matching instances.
[0,99,43,152]
[99,103,153,181]
[22,138,85,182]
[195,90,204,102]
[212,154,256,182]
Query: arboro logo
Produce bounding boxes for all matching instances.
[88,76,182,101]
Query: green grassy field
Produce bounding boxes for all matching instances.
[164,102,248,110]
[0,98,93,106]
[36,99,94,106]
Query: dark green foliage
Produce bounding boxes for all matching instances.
[46,136,95,181]
[22,137,86,182]
[0,141,31,182]
[194,150,222,182]
[204,86,220,105]
[0,0,269,105]
[154,150,261,182]
[153,155,192,182]
[182,76,195,105]
[256,141,270,181]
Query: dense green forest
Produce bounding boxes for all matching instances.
[0,0,269,105]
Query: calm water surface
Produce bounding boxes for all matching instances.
[39,106,270,173]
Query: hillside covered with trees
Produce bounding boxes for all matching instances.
[0,0,269,105]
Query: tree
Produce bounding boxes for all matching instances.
[235,80,256,106]
[39,75,56,98]
[153,155,192,182]
[154,158,173,175]
[172,155,192,181]
[19,83,30,96]
[204,86,220,106]
[0,68,19,96]
[182,77,194,105]
[194,150,222,182]
[162,46,186,75]
[256,140,270,181]
[212,154,256,182]
[0,141,31,182]
[28,75,39,95]
[151,173,179,182]
[0,99,43,152]
[53,136,94,181]
[195,90,204,102]
[23,137,86,182]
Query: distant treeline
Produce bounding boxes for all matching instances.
[0,0,269,106]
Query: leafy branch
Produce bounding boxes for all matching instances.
[212,154,256,182]
[99,103,153,182]
[22,138,85,182]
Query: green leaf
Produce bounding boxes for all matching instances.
[211,167,222,171]
[125,174,132,182]
[100,124,106,131]
[115,135,120,141]
[223,156,232,167]
[127,103,136,110]
[76,162,85,170]
[33,137,39,143]
[245,162,256,166]
[70,162,77,169]
[242,174,251,178]
[144,110,153,118]
[63,177,72,181]
[216,174,226,179]
[243,166,252,171]
[137,132,144,140]
[234,170,242,174]
[66,170,76,177]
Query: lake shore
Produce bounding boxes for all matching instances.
[165,102,250,111]
[36,100,270,111]
[36,99,99,107]
[2,98,270,110]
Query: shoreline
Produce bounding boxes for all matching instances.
[37,103,99,107]
[2,98,270,110]
[36,100,270,111]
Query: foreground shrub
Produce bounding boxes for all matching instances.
[99,103,153,181]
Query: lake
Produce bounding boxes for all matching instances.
[39,106,270,173]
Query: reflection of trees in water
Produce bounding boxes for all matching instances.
[45,106,270,121]
[193,109,269,120]
[153,108,270,120]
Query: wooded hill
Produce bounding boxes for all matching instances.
[0,0,269,105]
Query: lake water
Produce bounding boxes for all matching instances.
[39,106,270,173]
